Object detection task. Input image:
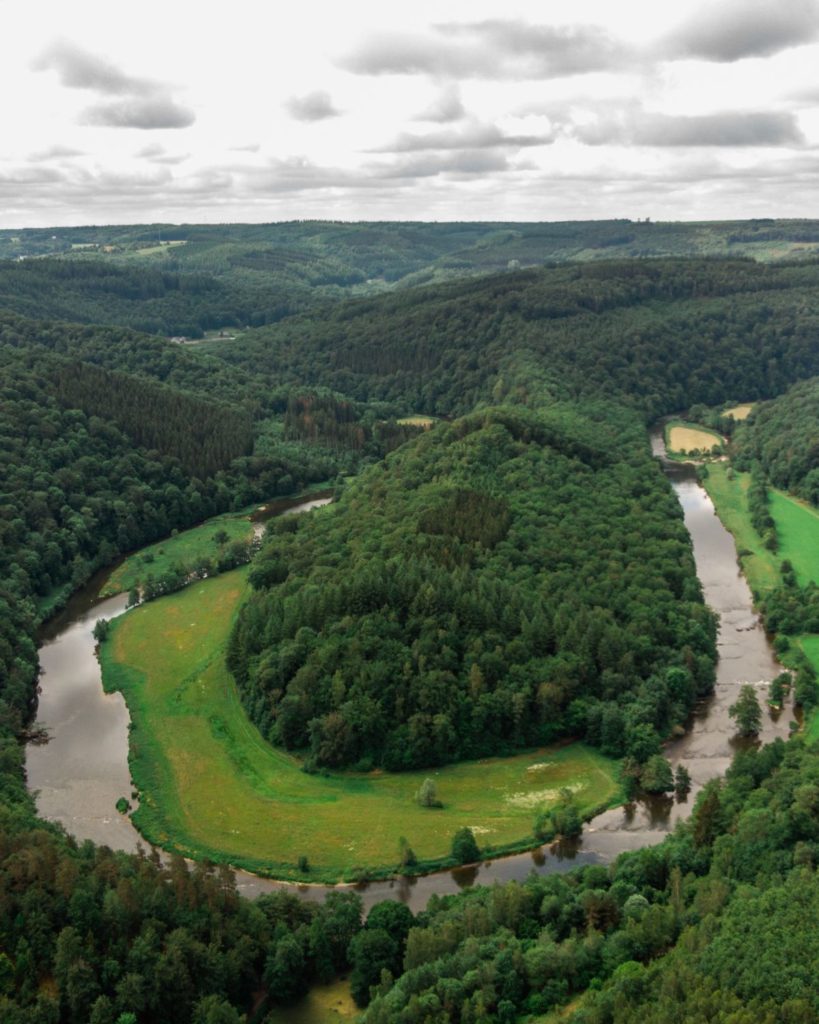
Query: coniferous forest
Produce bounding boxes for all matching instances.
[2,223,819,1023]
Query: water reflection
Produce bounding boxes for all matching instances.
[28,436,798,912]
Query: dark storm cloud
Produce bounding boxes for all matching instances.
[374,122,553,153]
[572,109,804,147]
[415,86,466,123]
[81,98,195,130]
[340,20,632,79]
[32,41,160,96]
[665,0,819,62]
[285,91,341,121]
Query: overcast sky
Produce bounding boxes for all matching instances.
[4,0,819,226]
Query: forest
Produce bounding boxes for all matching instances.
[230,402,715,770]
[2,230,819,1022]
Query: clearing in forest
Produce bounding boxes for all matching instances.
[396,415,436,427]
[666,421,724,455]
[724,403,754,420]
[100,570,620,882]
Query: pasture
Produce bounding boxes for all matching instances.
[101,570,620,882]
[100,512,253,597]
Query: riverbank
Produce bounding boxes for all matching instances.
[700,462,819,730]
[100,566,621,883]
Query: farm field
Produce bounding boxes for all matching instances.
[100,570,621,882]
[724,403,754,420]
[100,511,254,597]
[665,420,724,456]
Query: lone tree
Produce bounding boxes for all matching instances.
[416,777,442,808]
[674,763,692,797]
[451,827,480,864]
[640,755,674,793]
[729,684,763,737]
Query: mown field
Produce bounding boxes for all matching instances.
[724,403,754,420]
[100,570,621,882]
[100,512,254,597]
[665,420,724,457]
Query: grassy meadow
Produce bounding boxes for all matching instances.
[100,570,620,882]
[100,512,254,597]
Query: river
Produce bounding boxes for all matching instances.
[26,438,794,911]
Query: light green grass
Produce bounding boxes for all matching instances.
[264,980,358,1024]
[703,463,819,738]
[396,415,436,427]
[100,513,253,598]
[701,464,780,594]
[101,571,621,883]
[770,490,819,587]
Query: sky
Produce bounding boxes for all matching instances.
[3,0,819,226]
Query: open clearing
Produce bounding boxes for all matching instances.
[101,512,253,598]
[101,570,620,882]
[724,403,754,420]
[265,980,357,1024]
[666,421,724,455]
[397,415,436,427]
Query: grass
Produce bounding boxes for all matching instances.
[700,463,781,594]
[702,462,819,736]
[664,420,724,458]
[100,512,254,598]
[263,980,357,1024]
[724,403,754,420]
[396,415,436,427]
[100,571,621,883]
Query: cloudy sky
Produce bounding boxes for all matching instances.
[4,0,819,225]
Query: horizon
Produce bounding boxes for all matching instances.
[5,0,819,226]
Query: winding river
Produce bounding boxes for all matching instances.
[26,435,794,911]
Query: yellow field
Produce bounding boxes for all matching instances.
[397,416,436,428]
[724,404,754,420]
[667,425,723,453]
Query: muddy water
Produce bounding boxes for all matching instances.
[27,446,794,911]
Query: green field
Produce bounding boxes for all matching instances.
[701,464,781,594]
[100,571,621,883]
[100,512,254,597]
[703,463,819,735]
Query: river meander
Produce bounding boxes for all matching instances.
[26,435,795,910]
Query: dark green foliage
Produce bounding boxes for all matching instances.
[732,376,819,505]
[536,788,583,840]
[54,360,254,477]
[729,684,763,737]
[93,619,111,643]
[674,763,691,796]
[229,405,716,769]
[451,827,481,864]
[640,756,674,793]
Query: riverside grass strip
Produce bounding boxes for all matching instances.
[100,568,620,883]
[703,462,819,735]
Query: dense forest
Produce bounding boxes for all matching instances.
[230,403,715,769]
[731,376,819,504]
[205,258,819,418]
[3,232,819,1022]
